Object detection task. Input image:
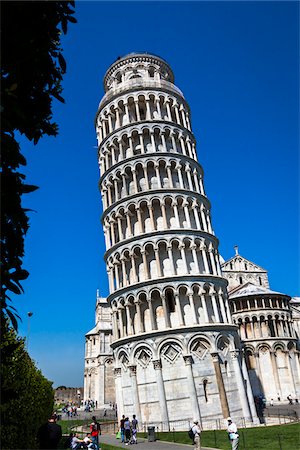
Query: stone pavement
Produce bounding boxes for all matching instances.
[99,434,220,450]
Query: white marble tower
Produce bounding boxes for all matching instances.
[95,53,258,428]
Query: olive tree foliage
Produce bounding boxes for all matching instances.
[1,1,76,329]
[0,321,54,449]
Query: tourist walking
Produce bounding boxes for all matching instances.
[90,416,101,449]
[120,415,126,443]
[37,414,62,449]
[124,417,131,445]
[130,415,138,444]
[227,417,239,450]
[191,420,201,450]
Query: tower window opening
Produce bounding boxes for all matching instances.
[93,338,96,346]
[203,379,208,402]
[259,276,262,286]
[166,291,175,313]
[245,263,248,270]
[140,108,146,120]
[230,262,233,270]
[239,276,243,285]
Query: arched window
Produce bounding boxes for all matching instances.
[93,338,96,346]
[239,276,243,285]
[230,262,233,270]
[166,290,175,312]
[259,276,262,286]
[245,263,248,270]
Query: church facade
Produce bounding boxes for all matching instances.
[84,53,299,427]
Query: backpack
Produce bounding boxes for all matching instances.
[188,428,194,440]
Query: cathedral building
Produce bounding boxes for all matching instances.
[84,53,299,427]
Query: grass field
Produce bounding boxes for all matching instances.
[57,420,300,450]
[137,423,300,450]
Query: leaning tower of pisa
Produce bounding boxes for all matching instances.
[95,53,258,427]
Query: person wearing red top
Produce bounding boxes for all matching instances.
[90,416,101,449]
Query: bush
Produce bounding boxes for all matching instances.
[0,322,54,449]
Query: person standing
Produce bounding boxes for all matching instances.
[227,417,239,450]
[191,420,201,450]
[90,416,101,449]
[37,415,62,449]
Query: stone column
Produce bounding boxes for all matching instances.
[126,210,133,237]
[125,302,133,335]
[166,101,172,121]
[230,350,252,418]
[177,165,184,188]
[134,299,144,333]
[200,293,209,323]
[131,252,138,283]
[183,355,201,424]
[149,205,156,230]
[175,292,184,326]
[166,165,173,187]
[161,203,168,229]
[145,98,151,120]
[270,351,282,398]
[191,244,200,273]
[193,170,200,193]
[188,292,198,324]
[129,365,142,420]
[149,164,159,190]
[156,98,162,118]
[118,307,124,338]
[114,367,124,422]
[211,352,230,418]
[161,133,167,152]
[148,299,156,330]
[179,243,188,274]
[161,295,171,328]
[134,101,141,122]
[201,246,210,273]
[132,169,139,193]
[174,104,180,124]
[173,202,180,227]
[143,166,150,190]
[167,245,176,275]
[218,292,228,324]
[211,291,220,322]
[193,206,201,230]
[153,360,169,428]
[285,351,297,396]
[150,131,156,152]
[154,246,162,277]
[136,207,143,233]
[141,250,150,280]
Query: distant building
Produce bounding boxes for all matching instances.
[54,386,83,405]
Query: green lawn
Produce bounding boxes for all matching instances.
[137,423,300,450]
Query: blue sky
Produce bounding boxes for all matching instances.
[15,1,299,387]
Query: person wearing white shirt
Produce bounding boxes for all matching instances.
[191,420,201,450]
[227,417,239,450]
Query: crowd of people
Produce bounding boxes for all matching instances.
[118,414,139,445]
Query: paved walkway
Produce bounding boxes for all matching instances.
[99,434,220,450]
